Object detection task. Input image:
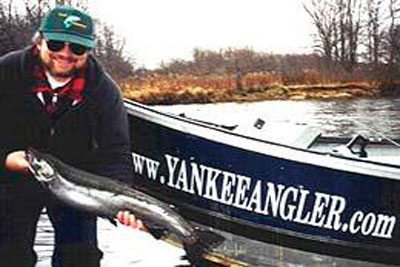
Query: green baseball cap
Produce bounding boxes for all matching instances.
[40,6,95,48]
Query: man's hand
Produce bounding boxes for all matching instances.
[5,151,29,173]
[115,211,146,230]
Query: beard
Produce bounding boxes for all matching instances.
[40,54,78,78]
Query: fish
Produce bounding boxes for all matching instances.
[25,148,223,266]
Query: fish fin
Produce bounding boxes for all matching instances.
[182,228,224,265]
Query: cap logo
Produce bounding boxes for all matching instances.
[58,13,87,29]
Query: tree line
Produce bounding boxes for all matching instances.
[150,0,400,89]
[151,48,330,84]
[0,0,134,81]
[304,0,400,78]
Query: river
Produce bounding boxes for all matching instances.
[35,97,400,266]
[155,96,400,139]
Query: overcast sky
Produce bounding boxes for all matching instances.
[89,0,315,69]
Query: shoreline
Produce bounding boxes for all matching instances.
[122,83,383,105]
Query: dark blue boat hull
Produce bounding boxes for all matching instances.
[125,100,400,265]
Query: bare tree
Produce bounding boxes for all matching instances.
[345,0,363,69]
[0,0,36,54]
[381,0,400,66]
[304,0,364,72]
[364,0,385,68]
[303,0,338,68]
[94,23,135,80]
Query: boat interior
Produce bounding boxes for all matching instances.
[180,114,400,166]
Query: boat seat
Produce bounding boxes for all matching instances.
[291,126,322,149]
[233,119,322,149]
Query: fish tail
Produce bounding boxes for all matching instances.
[181,228,224,266]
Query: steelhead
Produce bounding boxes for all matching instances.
[25,148,223,265]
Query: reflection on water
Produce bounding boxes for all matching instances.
[155,97,400,139]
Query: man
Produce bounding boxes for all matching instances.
[0,5,143,267]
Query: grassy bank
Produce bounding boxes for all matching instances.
[120,73,382,105]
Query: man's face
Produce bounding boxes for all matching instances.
[37,38,88,78]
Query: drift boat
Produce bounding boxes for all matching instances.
[124,99,400,266]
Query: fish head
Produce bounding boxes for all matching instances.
[25,148,57,183]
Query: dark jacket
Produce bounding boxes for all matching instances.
[0,47,133,183]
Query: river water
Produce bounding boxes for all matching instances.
[155,97,400,139]
[35,97,400,266]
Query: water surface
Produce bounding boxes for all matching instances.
[156,97,400,139]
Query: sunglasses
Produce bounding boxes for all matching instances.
[46,40,89,56]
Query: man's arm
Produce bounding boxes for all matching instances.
[93,77,134,184]
[0,50,27,176]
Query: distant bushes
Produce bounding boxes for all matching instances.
[121,71,381,105]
